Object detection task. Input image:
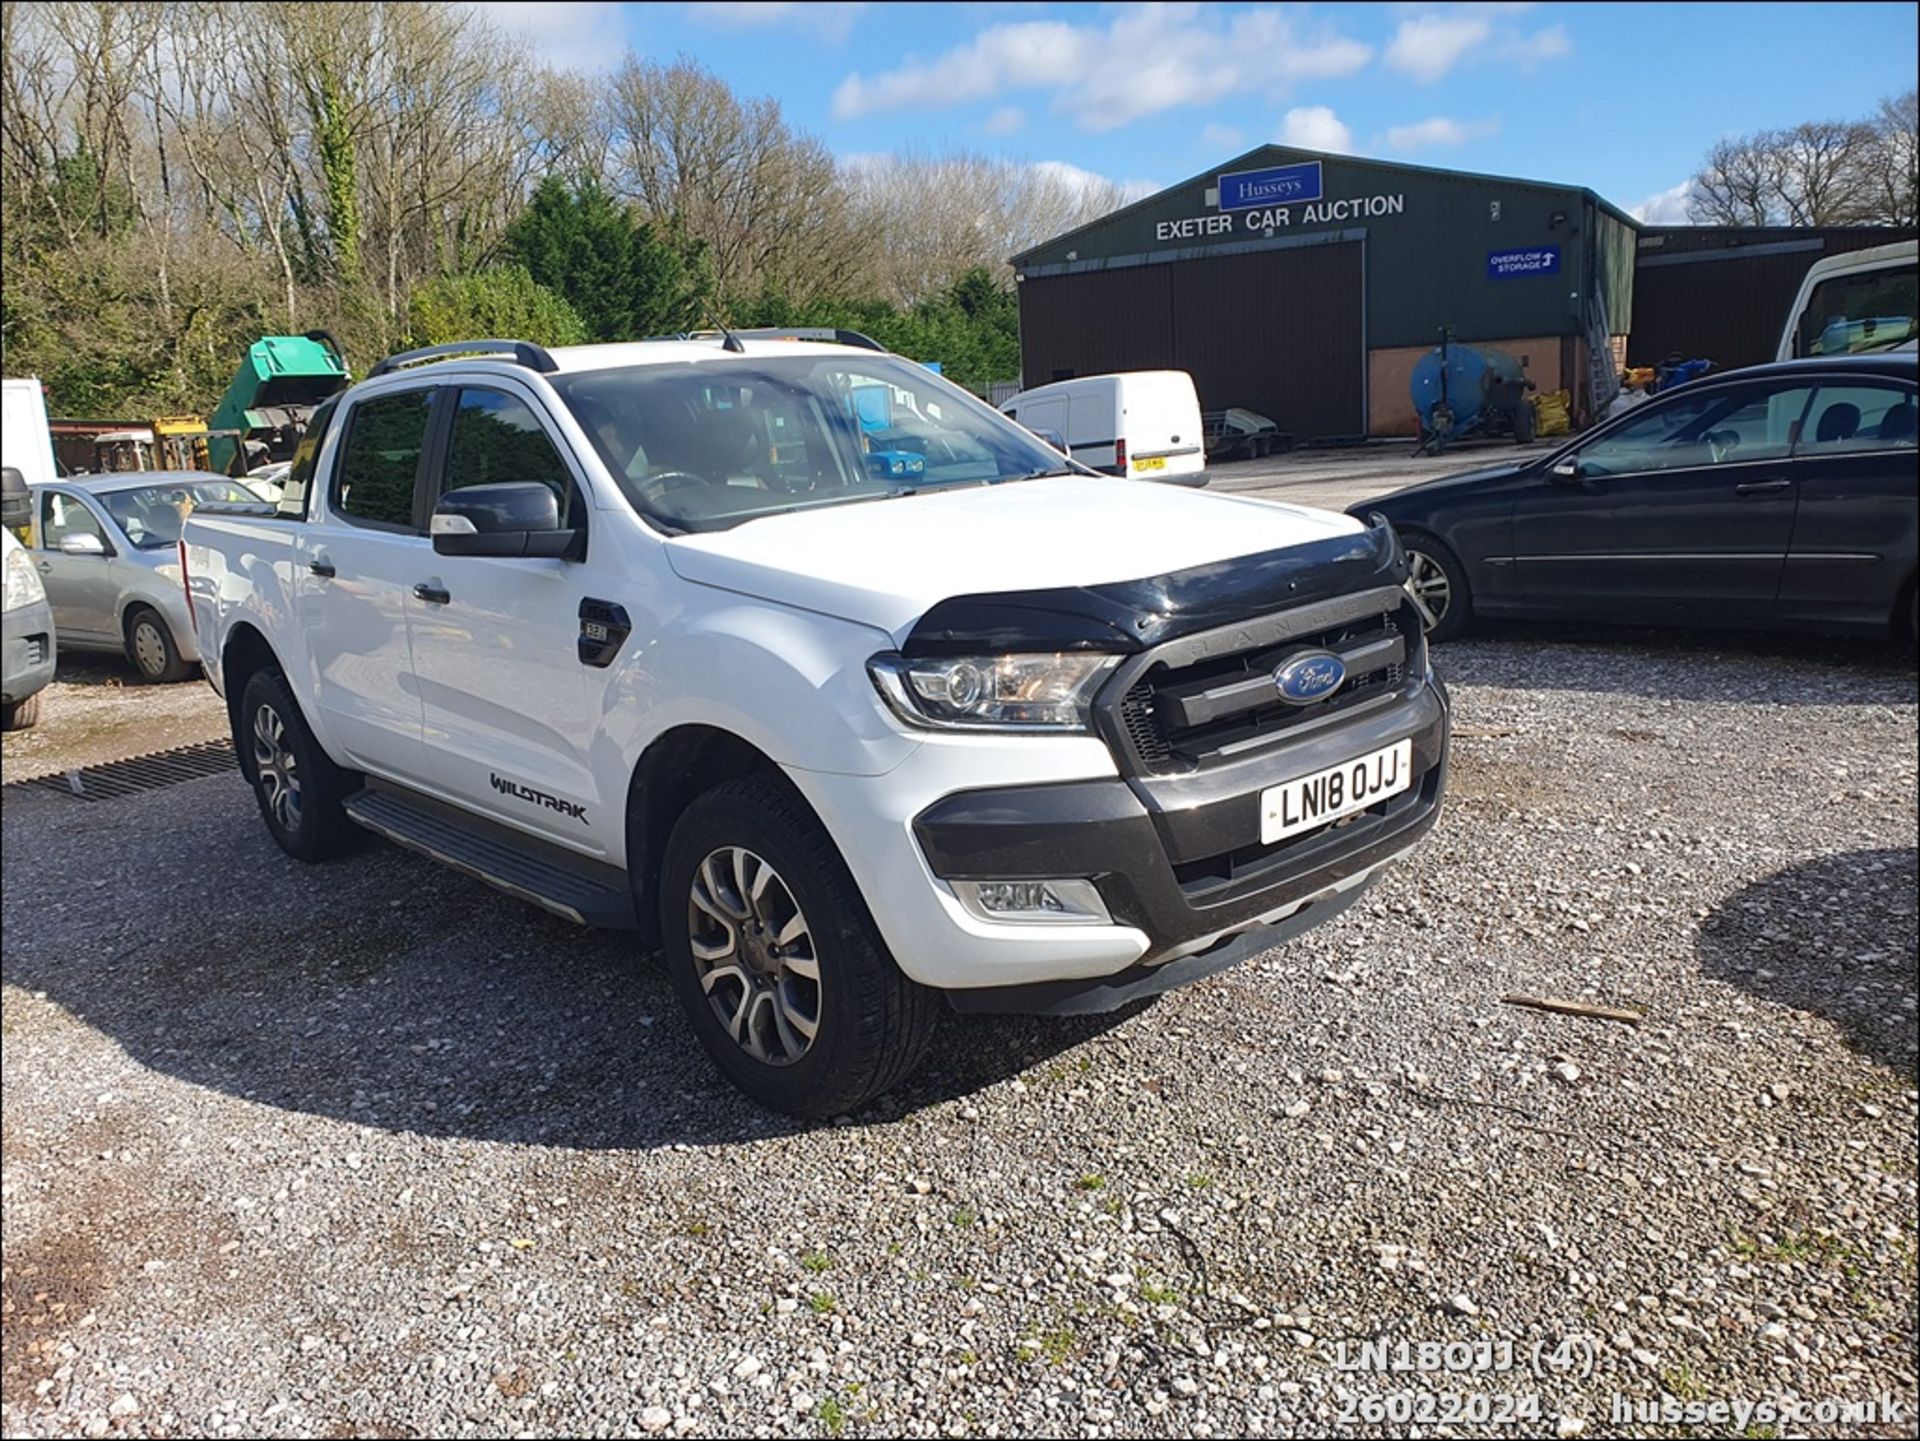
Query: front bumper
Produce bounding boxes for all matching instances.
[2,597,57,704]
[912,679,1447,1006]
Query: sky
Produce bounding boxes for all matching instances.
[478,1,1920,222]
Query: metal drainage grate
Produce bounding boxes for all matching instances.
[9,738,237,802]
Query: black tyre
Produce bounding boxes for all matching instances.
[2,692,42,731]
[1401,530,1472,642]
[659,773,939,1118]
[1513,399,1537,445]
[125,606,193,683]
[235,668,361,861]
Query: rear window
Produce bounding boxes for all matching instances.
[278,394,341,520]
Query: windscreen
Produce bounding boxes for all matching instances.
[1796,263,1918,357]
[551,354,1079,532]
[101,480,256,549]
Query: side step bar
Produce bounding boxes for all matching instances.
[344,784,638,929]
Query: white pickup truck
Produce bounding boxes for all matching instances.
[182,331,1450,1116]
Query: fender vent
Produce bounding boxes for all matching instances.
[7,739,236,802]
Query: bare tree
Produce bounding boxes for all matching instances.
[606,56,874,303]
[1865,89,1917,228]
[849,150,1130,304]
[1689,96,1915,226]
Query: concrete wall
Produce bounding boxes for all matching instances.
[1366,336,1566,438]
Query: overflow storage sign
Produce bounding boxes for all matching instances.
[1487,246,1560,279]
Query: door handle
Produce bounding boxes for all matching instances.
[308,559,336,578]
[1733,478,1791,495]
[413,582,451,605]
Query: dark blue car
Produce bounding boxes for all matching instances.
[1352,354,1917,645]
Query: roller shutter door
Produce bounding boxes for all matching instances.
[1017,241,1366,440]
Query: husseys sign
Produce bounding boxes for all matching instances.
[1152,160,1405,244]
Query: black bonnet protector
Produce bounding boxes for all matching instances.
[903,515,1406,656]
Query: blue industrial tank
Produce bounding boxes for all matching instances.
[1410,342,1531,442]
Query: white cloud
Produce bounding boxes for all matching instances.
[1200,122,1247,153]
[471,2,629,73]
[1384,115,1502,151]
[832,7,1371,132]
[982,105,1026,137]
[1032,159,1157,205]
[1632,180,1696,224]
[1497,23,1571,66]
[691,2,870,44]
[1278,106,1354,155]
[1384,15,1489,82]
[1383,10,1570,83]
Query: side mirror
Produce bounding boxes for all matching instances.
[59,532,108,556]
[0,466,28,529]
[430,482,576,558]
[1548,458,1581,482]
[1032,427,1068,454]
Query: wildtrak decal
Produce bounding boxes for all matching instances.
[490,772,588,824]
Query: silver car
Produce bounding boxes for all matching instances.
[27,472,255,683]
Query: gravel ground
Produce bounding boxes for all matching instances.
[2,628,1915,1439]
[0,657,225,783]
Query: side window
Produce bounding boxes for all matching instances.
[1797,384,1917,454]
[40,491,109,551]
[280,394,341,520]
[335,390,433,530]
[1579,385,1813,474]
[443,389,579,526]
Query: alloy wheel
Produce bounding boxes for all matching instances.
[251,702,302,833]
[1404,550,1452,632]
[687,846,821,1066]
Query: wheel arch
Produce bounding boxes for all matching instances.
[221,622,286,736]
[625,724,799,949]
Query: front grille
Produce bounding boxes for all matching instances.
[1105,598,1419,774]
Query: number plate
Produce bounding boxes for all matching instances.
[1260,739,1414,845]
[1133,455,1166,471]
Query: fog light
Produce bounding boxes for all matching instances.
[951,878,1111,926]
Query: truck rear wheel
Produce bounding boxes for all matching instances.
[236,668,360,862]
[659,774,939,1118]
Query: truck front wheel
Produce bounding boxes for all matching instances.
[236,668,360,862]
[659,774,939,1118]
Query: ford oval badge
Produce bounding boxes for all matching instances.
[1274,650,1346,705]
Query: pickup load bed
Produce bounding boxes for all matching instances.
[183,333,1449,1116]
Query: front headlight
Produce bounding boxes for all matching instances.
[868,652,1119,732]
[3,543,46,613]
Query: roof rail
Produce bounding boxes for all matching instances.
[728,327,888,352]
[367,339,559,379]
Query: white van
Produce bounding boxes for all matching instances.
[1778,238,1917,361]
[2,377,60,494]
[1001,371,1209,486]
